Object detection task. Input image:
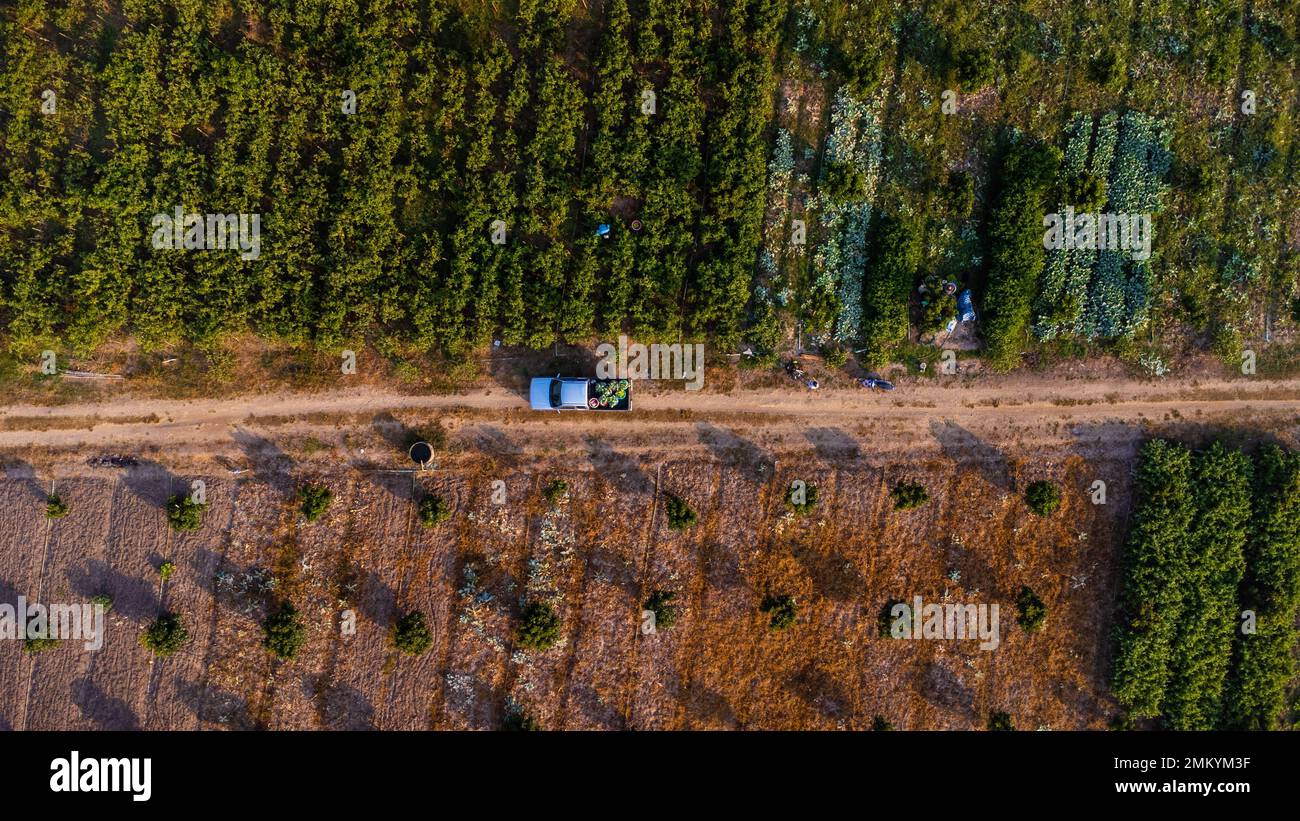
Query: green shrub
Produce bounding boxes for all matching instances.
[944,172,975,217]
[1108,439,1291,729]
[820,342,848,369]
[1015,586,1047,631]
[837,34,886,98]
[141,613,190,656]
[503,709,541,731]
[820,161,867,202]
[542,479,568,506]
[158,561,176,581]
[45,493,69,518]
[263,602,307,660]
[1062,171,1107,211]
[418,494,450,527]
[787,481,819,515]
[165,494,206,531]
[878,598,905,637]
[1025,480,1061,516]
[917,275,957,333]
[761,594,798,630]
[392,611,433,656]
[954,47,996,90]
[1087,47,1124,86]
[516,600,562,651]
[891,481,929,510]
[91,593,113,613]
[24,635,62,653]
[1173,160,1214,201]
[664,494,697,530]
[298,483,334,522]
[987,711,1015,731]
[871,715,893,731]
[643,590,679,631]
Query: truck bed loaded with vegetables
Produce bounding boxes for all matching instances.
[530,376,632,411]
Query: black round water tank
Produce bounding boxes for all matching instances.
[408,441,433,465]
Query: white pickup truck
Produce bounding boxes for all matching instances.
[529,376,632,411]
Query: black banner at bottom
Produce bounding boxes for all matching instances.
[2,730,1286,810]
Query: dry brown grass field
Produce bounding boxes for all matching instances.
[0,446,1136,730]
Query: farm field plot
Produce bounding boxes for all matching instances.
[0,449,1135,730]
[374,472,462,730]
[3,0,1298,414]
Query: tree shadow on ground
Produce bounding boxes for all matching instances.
[230,427,295,496]
[355,570,398,628]
[803,427,862,462]
[363,466,419,503]
[929,420,1013,490]
[788,662,851,724]
[919,660,976,723]
[686,683,739,729]
[71,677,139,730]
[176,679,256,729]
[701,541,744,593]
[311,675,376,730]
[122,460,182,508]
[370,412,447,458]
[468,425,522,467]
[584,544,641,601]
[696,422,774,483]
[562,683,625,729]
[65,559,157,622]
[585,436,654,495]
[0,576,23,607]
[0,457,47,503]
[792,543,865,603]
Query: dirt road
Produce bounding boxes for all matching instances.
[1,372,1297,469]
